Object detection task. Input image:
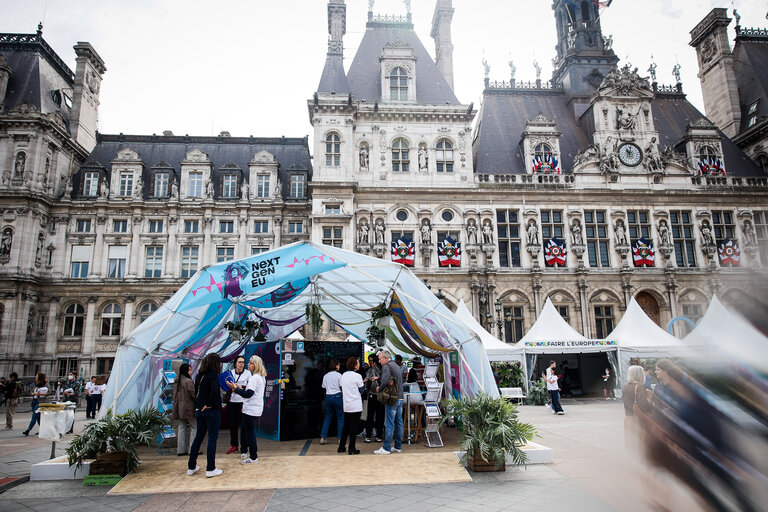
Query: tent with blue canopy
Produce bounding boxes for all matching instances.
[102,241,499,415]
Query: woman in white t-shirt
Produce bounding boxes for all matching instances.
[226,356,252,456]
[338,357,365,455]
[227,355,266,465]
[546,361,564,415]
[319,359,343,445]
[23,373,49,436]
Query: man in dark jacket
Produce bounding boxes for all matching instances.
[374,350,403,455]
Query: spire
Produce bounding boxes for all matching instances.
[431,0,455,90]
[317,1,350,94]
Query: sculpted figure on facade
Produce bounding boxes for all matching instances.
[63,176,73,197]
[573,145,599,167]
[617,105,638,131]
[658,220,672,247]
[374,219,386,244]
[672,63,681,84]
[0,228,12,258]
[603,34,613,51]
[241,181,249,200]
[171,181,179,199]
[700,220,715,246]
[742,220,757,246]
[599,137,619,174]
[508,60,516,81]
[647,61,657,83]
[99,179,109,198]
[644,137,663,172]
[418,145,428,171]
[533,60,541,80]
[614,219,628,246]
[134,175,143,198]
[482,220,493,244]
[274,176,282,198]
[205,180,214,199]
[466,220,478,245]
[14,153,25,180]
[357,220,370,244]
[35,235,43,267]
[571,219,584,246]
[359,143,369,170]
[420,220,432,244]
[526,220,539,246]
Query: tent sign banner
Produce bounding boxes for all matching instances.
[524,340,617,348]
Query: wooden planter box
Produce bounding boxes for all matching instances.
[89,451,129,476]
[467,451,506,472]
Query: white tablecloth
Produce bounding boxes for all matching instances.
[39,404,76,441]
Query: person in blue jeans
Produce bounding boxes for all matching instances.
[187,353,224,478]
[319,359,343,445]
[374,351,404,455]
[23,373,48,436]
[546,361,564,415]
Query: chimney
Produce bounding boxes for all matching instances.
[70,42,106,152]
[431,0,455,90]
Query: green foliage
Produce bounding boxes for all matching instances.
[305,303,323,335]
[524,378,549,406]
[365,302,390,347]
[441,392,537,468]
[492,361,525,388]
[223,319,263,341]
[66,407,165,473]
[370,303,390,322]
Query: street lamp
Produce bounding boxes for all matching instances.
[494,299,503,335]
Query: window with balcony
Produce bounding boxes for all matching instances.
[290,174,305,199]
[389,67,408,101]
[107,246,127,278]
[70,245,90,278]
[670,210,696,267]
[497,210,521,268]
[118,171,134,196]
[83,172,99,197]
[256,174,270,198]
[222,174,238,198]
[584,210,610,267]
[188,172,203,197]
[325,133,341,166]
[392,139,410,172]
[436,139,454,173]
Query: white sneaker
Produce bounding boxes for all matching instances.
[241,458,258,464]
[205,468,223,477]
[240,453,249,460]
[391,447,402,453]
[319,438,327,445]
[374,448,391,455]
[186,466,200,476]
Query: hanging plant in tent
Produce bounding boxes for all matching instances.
[305,303,323,337]
[223,319,263,341]
[366,302,390,347]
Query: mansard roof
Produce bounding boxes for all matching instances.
[317,53,350,95]
[733,30,768,133]
[474,84,765,177]
[346,21,459,105]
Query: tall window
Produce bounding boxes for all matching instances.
[680,303,703,337]
[325,133,341,166]
[180,246,199,278]
[392,139,410,172]
[139,302,158,324]
[113,220,128,233]
[108,246,127,278]
[670,210,696,267]
[698,145,717,161]
[188,172,203,197]
[153,172,169,197]
[216,246,235,262]
[626,210,651,242]
[289,221,303,234]
[747,101,759,128]
[70,245,90,278]
[254,221,269,233]
[100,303,122,337]
[256,174,270,198]
[503,306,524,343]
[184,220,199,233]
[144,246,163,278]
[322,227,343,248]
[83,172,99,197]
[594,305,614,339]
[222,174,238,198]
[711,210,735,243]
[290,174,305,198]
[753,211,768,265]
[556,305,571,325]
[497,210,521,268]
[75,219,91,232]
[148,220,163,233]
[63,304,85,337]
[584,210,610,267]
[436,139,454,173]
[219,220,234,233]
[389,67,408,101]
[540,210,564,239]
[119,171,134,196]
[534,143,552,161]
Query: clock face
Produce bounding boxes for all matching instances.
[618,143,642,167]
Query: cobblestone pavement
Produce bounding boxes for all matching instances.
[0,400,643,512]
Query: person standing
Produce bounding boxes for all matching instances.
[374,350,404,455]
[225,356,251,455]
[394,354,409,380]
[172,363,196,456]
[188,353,223,478]
[319,359,343,445]
[602,367,616,400]
[84,376,96,419]
[228,355,266,465]
[23,373,48,436]
[338,357,365,455]
[364,355,383,443]
[3,373,21,430]
[546,361,564,415]
[91,377,104,417]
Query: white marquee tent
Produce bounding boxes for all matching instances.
[453,299,522,362]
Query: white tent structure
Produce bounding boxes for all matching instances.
[102,242,498,415]
[454,299,522,362]
[684,295,768,373]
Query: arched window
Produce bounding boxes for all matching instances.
[392,139,410,172]
[534,143,553,161]
[389,67,408,101]
[325,132,341,167]
[100,303,122,337]
[139,302,158,324]
[436,139,454,173]
[63,304,85,337]
[698,145,717,161]
[756,153,768,174]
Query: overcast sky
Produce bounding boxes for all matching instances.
[3,0,766,142]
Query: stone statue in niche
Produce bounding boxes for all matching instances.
[700,220,715,246]
[571,220,584,246]
[274,177,282,198]
[658,220,672,247]
[99,179,109,198]
[420,220,432,244]
[359,144,369,170]
[614,220,628,246]
[482,220,493,244]
[171,181,179,199]
[526,220,539,246]
[466,220,478,245]
[743,220,757,246]
[134,175,143,198]
[374,219,386,244]
[0,228,12,258]
[644,137,663,172]
[241,181,249,199]
[616,105,639,131]
[599,137,619,174]
[357,220,370,244]
[205,180,214,199]
[14,153,25,179]
[35,235,43,267]
[418,145,428,171]
[63,176,73,197]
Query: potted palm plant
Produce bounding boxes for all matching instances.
[66,407,165,476]
[442,392,536,472]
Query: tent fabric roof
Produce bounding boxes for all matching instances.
[454,300,522,361]
[518,298,588,344]
[607,297,683,349]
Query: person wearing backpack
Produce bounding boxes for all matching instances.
[373,350,403,455]
[3,373,22,430]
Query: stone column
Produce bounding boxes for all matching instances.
[665,271,680,337]
[576,269,590,338]
[238,216,248,258]
[92,218,107,277]
[201,215,213,266]
[123,296,135,335]
[165,215,178,277]
[470,281,480,320]
[127,215,142,277]
[273,215,283,249]
[81,297,98,358]
[44,298,59,356]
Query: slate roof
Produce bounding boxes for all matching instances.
[317,53,350,95]
[344,21,459,105]
[733,35,768,132]
[474,88,766,177]
[75,134,312,200]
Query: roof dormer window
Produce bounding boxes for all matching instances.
[389,67,408,101]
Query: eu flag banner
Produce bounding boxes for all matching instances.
[718,238,740,266]
[391,238,415,266]
[438,237,461,267]
[632,237,655,267]
[544,237,567,266]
